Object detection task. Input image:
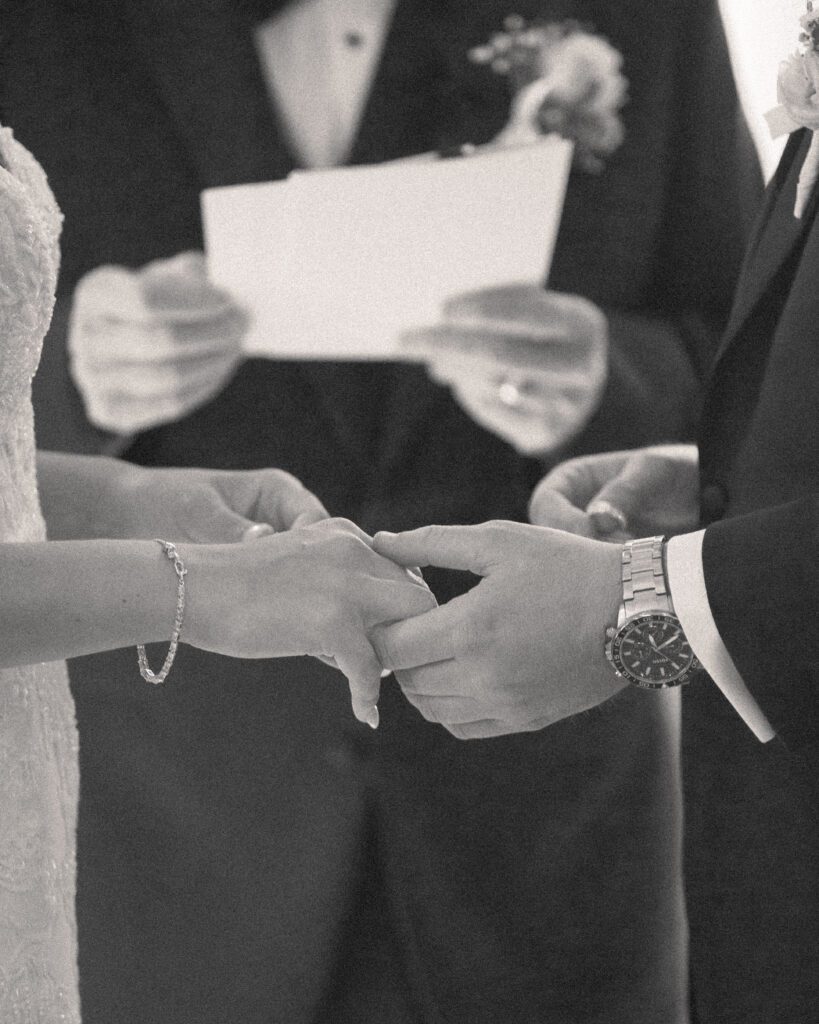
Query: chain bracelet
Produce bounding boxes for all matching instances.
[136,539,187,685]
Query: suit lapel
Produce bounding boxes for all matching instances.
[714,130,817,366]
[122,0,295,187]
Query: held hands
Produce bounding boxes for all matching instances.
[529,444,701,541]
[100,463,435,723]
[402,284,608,456]
[68,251,246,434]
[182,519,436,726]
[371,522,624,739]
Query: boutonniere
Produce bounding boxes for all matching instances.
[470,15,627,173]
[765,2,819,217]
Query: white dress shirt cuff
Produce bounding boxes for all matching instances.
[666,530,776,742]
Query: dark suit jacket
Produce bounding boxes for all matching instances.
[6,0,755,480]
[683,131,819,1023]
[2,3,760,1023]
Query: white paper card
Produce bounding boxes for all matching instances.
[202,139,572,360]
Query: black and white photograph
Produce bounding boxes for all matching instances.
[0,1,817,1021]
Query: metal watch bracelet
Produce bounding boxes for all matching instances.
[617,535,672,625]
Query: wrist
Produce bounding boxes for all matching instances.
[94,460,157,538]
[36,452,143,539]
[594,541,628,685]
[180,535,313,659]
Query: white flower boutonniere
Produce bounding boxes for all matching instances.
[470,15,627,173]
[766,2,819,217]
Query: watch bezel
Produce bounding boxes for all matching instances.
[605,611,700,689]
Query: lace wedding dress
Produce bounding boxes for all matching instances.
[0,127,82,1022]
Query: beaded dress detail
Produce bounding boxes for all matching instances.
[0,127,81,1022]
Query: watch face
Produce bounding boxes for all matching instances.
[608,613,697,688]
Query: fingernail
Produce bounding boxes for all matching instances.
[364,705,380,729]
[242,522,275,541]
[586,500,628,535]
[380,668,393,678]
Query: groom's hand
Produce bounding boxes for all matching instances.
[372,522,625,739]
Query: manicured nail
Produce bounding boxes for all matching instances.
[242,522,275,541]
[364,705,380,729]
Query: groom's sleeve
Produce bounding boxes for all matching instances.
[696,495,819,753]
[667,531,774,742]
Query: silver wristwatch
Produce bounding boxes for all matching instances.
[604,536,700,689]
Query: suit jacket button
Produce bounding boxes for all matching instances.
[700,482,728,523]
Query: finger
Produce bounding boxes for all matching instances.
[443,287,607,342]
[535,452,626,508]
[444,717,555,739]
[392,660,462,698]
[527,485,593,535]
[304,516,372,543]
[373,525,495,574]
[585,499,629,537]
[530,452,633,529]
[369,576,439,623]
[362,577,442,630]
[291,508,331,528]
[141,251,236,314]
[204,504,270,544]
[446,720,514,740]
[402,692,481,725]
[257,471,329,531]
[334,642,383,728]
[403,328,588,375]
[588,454,663,530]
[528,461,602,534]
[371,602,460,671]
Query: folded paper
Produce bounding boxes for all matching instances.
[201,140,572,360]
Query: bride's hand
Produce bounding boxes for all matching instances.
[182,519,437,725]
[109,464,330,541]
[40,455,331,543]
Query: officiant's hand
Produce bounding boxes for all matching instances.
[529,444,700,541]
[402,285,607,456]
[68,251,246,435]
[371,522,624,738]
[183,518,436,726]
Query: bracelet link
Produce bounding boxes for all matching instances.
[136,539,187,685]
